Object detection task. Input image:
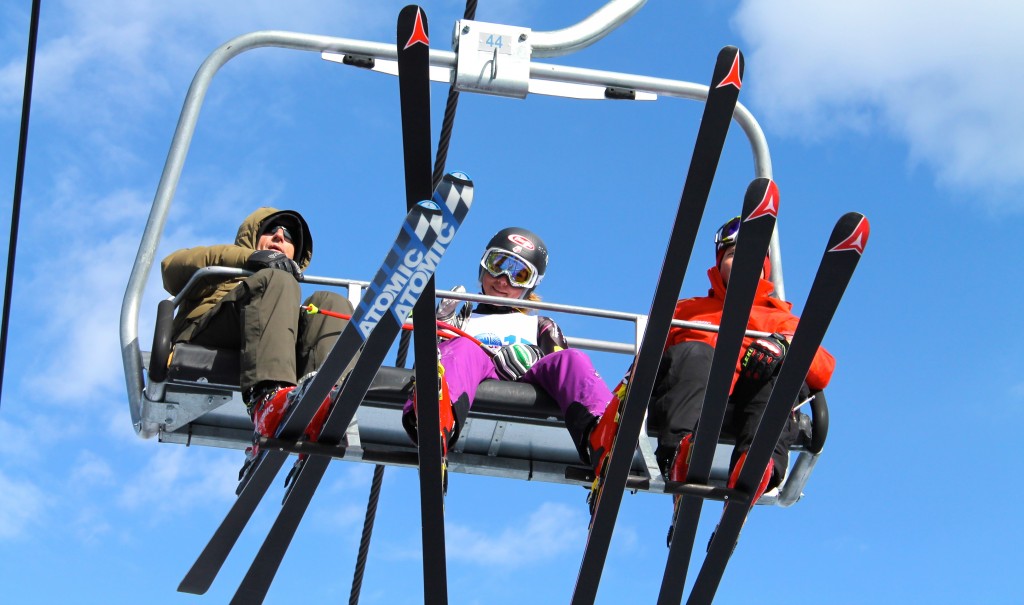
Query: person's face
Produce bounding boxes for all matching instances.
[481,271,528,300]
[257,225,296,260]
[719,246,764,287]
[719,246,736,287]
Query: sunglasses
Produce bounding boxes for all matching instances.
[262,223,294,244]
[480,249,539,289]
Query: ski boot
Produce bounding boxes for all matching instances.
[409,358,457,496]
[585,371,630,521]
[283,373,343,495]
[237,374,339,494]
[238,382,296,491]
[706,452,773,553]
[665,433,694,547]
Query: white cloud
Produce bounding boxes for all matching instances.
[71,450,116,486]
[733,0,1024,210]
[0,469,49,540]
[117,447,238,515]
[445,501,586,568]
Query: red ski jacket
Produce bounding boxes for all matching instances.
[665,267,835,391]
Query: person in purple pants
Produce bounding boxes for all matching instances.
[401,227,612,466]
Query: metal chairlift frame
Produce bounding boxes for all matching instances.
[120,0,826,543]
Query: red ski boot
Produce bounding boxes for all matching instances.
[665,433,694,547]
[411,360,457,495]
[585,371,630,519]
[283,374,343,492]
[706,451,774,553]
[239,383,295,484]
[727,451,774,506]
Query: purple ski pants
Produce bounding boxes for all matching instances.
[402,337,611,447]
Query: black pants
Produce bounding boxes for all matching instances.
[649,341,799,488]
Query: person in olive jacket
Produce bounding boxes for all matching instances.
[160,207,351,468]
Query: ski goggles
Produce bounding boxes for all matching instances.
[261,222,295,244]
[714,215,742,250]
[480,248,540,289]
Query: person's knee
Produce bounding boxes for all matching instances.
[443,336,483,356]
[252,268,301,300]
[305,290,352,314]
[544,348,586,367]
[671,340,714,361]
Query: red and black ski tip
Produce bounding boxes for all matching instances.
[714,47,744,91]
[657,177,780,605]
[571,45,745,605]
[687,212,869,605]
[401,5,429,49]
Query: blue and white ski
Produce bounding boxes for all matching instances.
[177,173,472,596]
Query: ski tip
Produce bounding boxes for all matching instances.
[742,177,780,222]
[714,46,744,90]
[399,5,429,49]
[416,199,441,212]
[827,212,870,255]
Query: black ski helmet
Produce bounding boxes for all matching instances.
[478,226,549,291]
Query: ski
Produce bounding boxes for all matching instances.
[396,7,451,605]
[571,46,745,605]
[177,179,469,595]
[686,212,870,605]
[656,177,780,605]
[228,173,474,604]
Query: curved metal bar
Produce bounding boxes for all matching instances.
[121,24,780,436]
[529,0,648,58]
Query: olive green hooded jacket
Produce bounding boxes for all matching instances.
[160,207,314,336]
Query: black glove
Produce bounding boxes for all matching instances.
[245,250,301,279]
[493,343,544,381]
[740,333,789,383]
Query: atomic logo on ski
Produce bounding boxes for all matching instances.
[828,216,870,255]
[403,8,429,49]
[745,179,780,222]
[715,51,743,90]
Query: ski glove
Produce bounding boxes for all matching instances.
[436,285,471,330]
[740,333,789,383]
[246,250,301,279]
[493,343,544,381]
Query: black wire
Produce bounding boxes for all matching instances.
[430,0,476,191]
[0,0,42,409]
[348,464,386,605]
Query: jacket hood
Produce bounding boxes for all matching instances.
[235,207,313,270]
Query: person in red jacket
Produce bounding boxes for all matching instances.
[651,215,835,501]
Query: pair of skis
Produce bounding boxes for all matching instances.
[674,212,868,605]
[571,43,870,605]
[571,45,746,605]
[178,6,458,603]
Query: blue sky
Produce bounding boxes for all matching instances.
[2,1,1022,603]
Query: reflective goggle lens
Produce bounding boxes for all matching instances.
[481,249,537,288]
[714,216,741,250]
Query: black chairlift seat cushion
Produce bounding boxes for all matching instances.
[163,342,819,448]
